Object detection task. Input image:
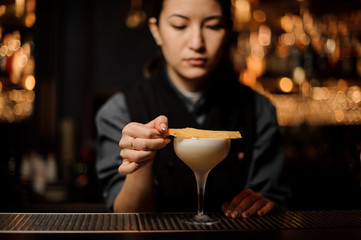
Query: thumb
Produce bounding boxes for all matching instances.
[145,115,168,134]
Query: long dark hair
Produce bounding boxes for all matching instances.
[144,0,234,78]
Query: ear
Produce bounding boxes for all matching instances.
[149,17,163,46]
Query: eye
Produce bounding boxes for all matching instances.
[172,25,186,30]
[206,25,223,30]
[204,18,226,30]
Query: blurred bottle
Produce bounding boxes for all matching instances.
[46,152,58,184]
[20,152,32,183]
[31,152,46,196]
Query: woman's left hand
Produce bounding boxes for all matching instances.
[222,189,276,219]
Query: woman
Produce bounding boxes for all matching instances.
[96,0,290,219]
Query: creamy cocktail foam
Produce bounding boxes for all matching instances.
[174,138,230,174]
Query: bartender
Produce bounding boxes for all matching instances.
[95,0,290,219]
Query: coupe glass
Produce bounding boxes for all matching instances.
[173,137,231,225]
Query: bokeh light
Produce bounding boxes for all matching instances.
[279,77,293,93]
[253,10,266,23]
[24,75,36,90]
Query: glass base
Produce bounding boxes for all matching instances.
[184,213,221,225]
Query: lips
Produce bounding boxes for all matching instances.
[186,57,207,66]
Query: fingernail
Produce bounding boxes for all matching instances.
[243,211,250,218]
[231,210,239,218]
[225,210,232,217]
[160,123,167,131]
[258,211,264,216]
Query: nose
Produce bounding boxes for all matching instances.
[189,26,205,52]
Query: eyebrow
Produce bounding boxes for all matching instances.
[167,14,223,21]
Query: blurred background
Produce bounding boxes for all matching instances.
[0,0,361,212]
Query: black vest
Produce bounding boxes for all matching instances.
[124,68,255,212]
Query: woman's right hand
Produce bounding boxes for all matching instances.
[118,115,171,174]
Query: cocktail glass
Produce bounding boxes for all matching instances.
[173,137,231,225]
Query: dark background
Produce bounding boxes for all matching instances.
[0,0,361,212]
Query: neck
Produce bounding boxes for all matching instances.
[166,66,210,92]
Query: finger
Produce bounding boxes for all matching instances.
[122,122,164,140]
[118,158,154,175]
[222,202,234,217]
[119,135,138,149]
[230,192,263,218]
[238,192,264,211]
[223,190,252,218]
[257,201,276,216]
[118,160,139,174]
[120,135,170,150]
[119,135,132,149]
[120,148,156,164]
[227,189,253,211]
[241,198,269,218]
[226,189,264,218]
[146,115,168,134]
[131,137,171,151]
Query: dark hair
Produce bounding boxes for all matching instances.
[150,0,233,27]
[144,0,234,78]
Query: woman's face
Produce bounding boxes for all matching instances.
[149,0,228,91]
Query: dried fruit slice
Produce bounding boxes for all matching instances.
[167,127,242,139]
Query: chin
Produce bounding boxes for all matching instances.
[181,68,210,80]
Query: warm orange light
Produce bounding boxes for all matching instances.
[240,70,257,87]
[247,56,265,77]
[14,103,23,116]
[253,10,266,23]
[337,79,348,91]
[26,0,36,13]
[351,90,361,103]
[279,77,293,93]
[24,75,36,90]
[0,5,6,17]
[251,45,265,59]
[0,96,4,109]
[301,82,310,97]
[15,0,25,17]
[8,39,21,52]
[258,25,271,46]
[25,12,36,28]
[335,110,344,122]
[0,45,8,57]
[25,90,35,102]
[234,0,251,23]
[280,15,293,33]
[280,33,295,46]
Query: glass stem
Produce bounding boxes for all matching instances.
[194,171,210,216]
